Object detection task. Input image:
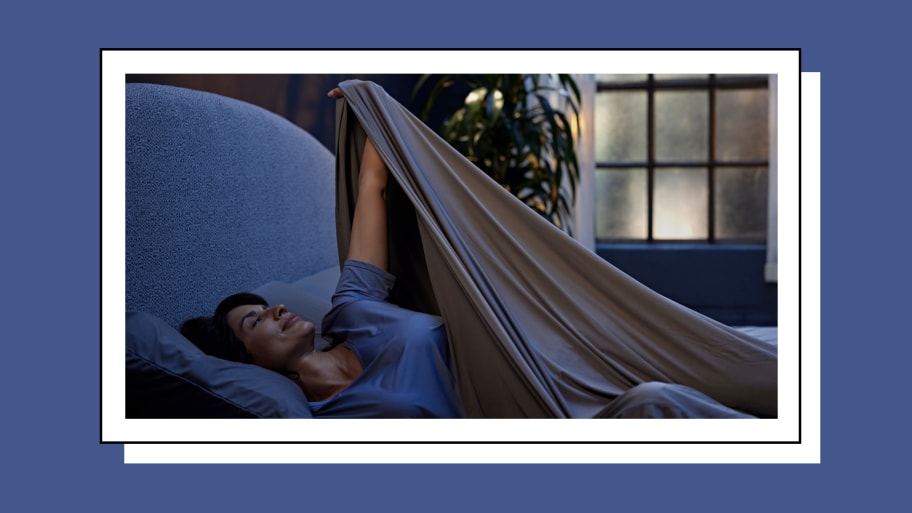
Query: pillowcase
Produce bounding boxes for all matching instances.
[290,265,341,302]
[126,311,313,418]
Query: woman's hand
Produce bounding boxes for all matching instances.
[327,87,344,99]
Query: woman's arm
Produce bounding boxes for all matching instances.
[347,136,389,271]
[328,86,390,271]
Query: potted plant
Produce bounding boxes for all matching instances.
[414,74,581,234]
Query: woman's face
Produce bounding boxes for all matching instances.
[226,304,315,373]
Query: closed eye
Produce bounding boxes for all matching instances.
[241,306,268,331]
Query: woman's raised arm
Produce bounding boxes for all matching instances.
[347,131,389,271]
[328,87,390,271]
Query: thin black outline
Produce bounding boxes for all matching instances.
[101,47,802,448]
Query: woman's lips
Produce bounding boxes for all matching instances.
[283,313,299,330]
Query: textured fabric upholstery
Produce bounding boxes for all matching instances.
[125,83,338,329]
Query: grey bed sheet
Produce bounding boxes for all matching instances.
[733,326,778,346]
[333,80,778,419]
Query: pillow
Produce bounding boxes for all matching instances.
[126,311,313,418]
[290,265,342,301]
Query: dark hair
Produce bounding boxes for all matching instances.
[180,292,269,363]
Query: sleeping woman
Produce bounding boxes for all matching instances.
[182,95,463,418]
[180,86,762,419]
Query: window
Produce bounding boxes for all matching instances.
[594,74,770,243]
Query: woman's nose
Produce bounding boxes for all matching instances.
[272,304,287,318]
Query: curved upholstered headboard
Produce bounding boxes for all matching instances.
[125,83,338,329]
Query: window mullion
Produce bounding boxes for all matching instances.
[647,74,655,242]
[708,74,717,243]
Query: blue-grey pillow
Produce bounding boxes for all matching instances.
[290,265,342,302]
[126,311,313,418]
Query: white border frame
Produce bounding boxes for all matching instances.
[101,50,817,464]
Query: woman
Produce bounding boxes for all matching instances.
[181,87,464,418]
[182,86,761,419]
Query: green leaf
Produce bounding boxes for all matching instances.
[485,88,504,121]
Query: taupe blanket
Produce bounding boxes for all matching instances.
[334,80,777,418]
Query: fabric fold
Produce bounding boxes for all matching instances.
[334,79,777,419]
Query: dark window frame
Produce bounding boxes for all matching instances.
[595,74,770,243]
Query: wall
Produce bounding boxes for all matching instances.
[597,244,777,326]
[124,74,454,152]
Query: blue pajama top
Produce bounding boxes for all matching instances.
[310,260,464,418]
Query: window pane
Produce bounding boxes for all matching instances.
[596,74,647,83]
[655,91,708,162]
[715,167,768,241]
[654,167,708,240]
[595,91,647,162]
[595,168,647,240]
[716,89,769,161]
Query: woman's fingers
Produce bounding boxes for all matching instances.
[327,87,343,98]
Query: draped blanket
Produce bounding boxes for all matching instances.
[333,80,777,419]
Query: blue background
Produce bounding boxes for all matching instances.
[4,0,902,511]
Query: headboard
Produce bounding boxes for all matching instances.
[125,83,338,329]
